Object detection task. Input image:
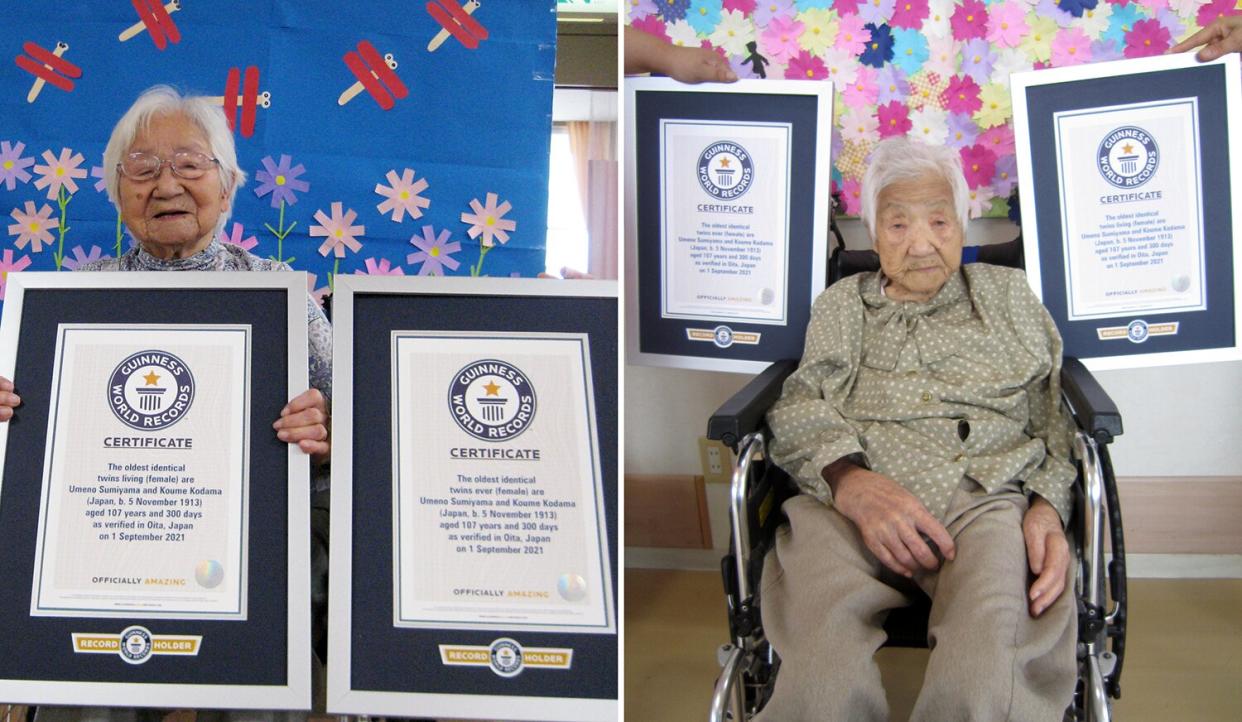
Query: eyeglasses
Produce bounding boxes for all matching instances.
[117,151,220,181]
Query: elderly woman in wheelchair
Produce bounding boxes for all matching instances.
[709,137,1126,721]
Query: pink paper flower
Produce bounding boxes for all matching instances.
[218,221,259,252]
[32,147,87,200]
[978,124,1015,157]
[1051,27,1094,65]
[840,178,864,215]
[842,66,881,108]
[356,257,406,276]
[1198,0,1240,28]
[890,0,929,29]
[311,202,366,258]
[836,15,873,55]
[461,192,517,247]
[631,14,670,41]
[877,101,913,137]
[835,0,861,14]
[0,249,33,301]
[960,144,998,189]
[306,274,330,308]
[1124,18,1171,57]
[950,0,989,41]
[0,141,35,191]
[408,225,463,276]
[375,168,431,223]
[987,1,1029,47]
[761,15,805,63]
[786,50,829,79]
[61,245,109,271]
[7,201,55,252]
[942,74,982,115]
[723,0,756,12]
[966,185,996,219]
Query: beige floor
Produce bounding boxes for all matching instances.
[625,569,1242,721]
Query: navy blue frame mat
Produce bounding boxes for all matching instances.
[0,288,291,686]
[634,90,822,363]
[1024,63,1235,359]
[348,292,618,699]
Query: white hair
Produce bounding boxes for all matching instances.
[103,85,247,229]
[861,137,969,238]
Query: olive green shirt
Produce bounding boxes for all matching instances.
[767,264,1076,525]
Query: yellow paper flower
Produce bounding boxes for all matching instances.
[973,82,1012,129]
[796,8,839,56]
[1020,14,1057,63]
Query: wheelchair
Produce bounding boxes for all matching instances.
[706,221,1128,722]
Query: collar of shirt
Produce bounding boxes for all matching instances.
[859,269,973,370]
[125,238,227,272]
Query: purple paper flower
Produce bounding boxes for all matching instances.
[0,141,35,191]
[993,155,1019,197]
[1035,0,1075,27]
[960,39,995,84]
[253,154,311,208]
[407,225,462,276]
[753,0,795,26]
[876,65,910,105]
[857,0,896,27]
[62,245,110,271]
[946,113,980,149]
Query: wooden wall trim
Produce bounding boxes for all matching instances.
[1115,476,1242,554]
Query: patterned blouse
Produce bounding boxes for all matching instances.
[80,239,333,489]
[767,264,1077,525]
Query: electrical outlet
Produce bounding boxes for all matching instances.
[698,437,733,484]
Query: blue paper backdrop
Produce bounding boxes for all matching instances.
[0,1,556,311]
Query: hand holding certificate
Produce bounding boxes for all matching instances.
[0,376,18,422]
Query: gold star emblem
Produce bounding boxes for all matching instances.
[718,156,732,169]
[483,380,501,396]
[1122,143,1134,154]
[142,370,161,386]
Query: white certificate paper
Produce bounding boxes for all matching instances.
[1055,99,1206,320]
[391,331,614,634]
[31,324,250,619]
[659,120,792,325]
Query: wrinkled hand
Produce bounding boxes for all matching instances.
[1023,495,1069,617]
[826,460,956,578]
[0,376,19,422]
[665,45,738,84]
[1169,16,1242,61]
[273,388,329,464]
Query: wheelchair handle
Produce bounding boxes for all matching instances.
[709,644,747,722]
[731,432,765,606]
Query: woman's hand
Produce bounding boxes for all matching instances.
[274,388,329,464]
[0,376,20,422]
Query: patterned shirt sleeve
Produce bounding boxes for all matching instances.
[1007,272,1077,526]
[765,280,867,505]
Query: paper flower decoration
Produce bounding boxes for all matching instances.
[0,250,33,300]
[987,1,1028,46]
[357,257,406,275]
[843,66,881,107]
[960,144,998,188]
[61,245,109,271]
[1124,18,1172,56]
[754,0,795,26]
[876,100,913,137]
[407,225,463,276]
[858,0,897,27]
[32,148,87,201]
[787,50,829,78]
[461,193,516,247]
[219,221,259,252]
[657,0,691,22]
[950,0,989,40]
[253,154,310,207]
[1052,27,1094,65]
[796,8,837,54]
[859,23,896,68]
[375,168,431,222]
[836,15,872,55]
[8,201,55,252]
[306,273,330,308]
[890,0,929,28]
[688,0,724,34]
[943,75,982,115]
[311,202,365,258]
[0,141,35,191]
[712,10,758,54]
[761,15,805,63]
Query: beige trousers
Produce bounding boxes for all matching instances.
[755,480,1076,722]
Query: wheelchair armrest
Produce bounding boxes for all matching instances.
[707,359,799,450]
[1061,357,1123,444]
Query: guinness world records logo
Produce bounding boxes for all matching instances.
[108,350,195,431]
[448,359,537,442]
[697,141,754,200]
[119,626,153,664]
[1097,126,1159,189]
[489,637,525,677]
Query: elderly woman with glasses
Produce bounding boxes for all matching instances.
[0,85,331,465]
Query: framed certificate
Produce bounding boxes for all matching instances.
[327,277,617,721]
[626,78,833,373]
[1012,53,1242,369]
[0,272,310,709]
